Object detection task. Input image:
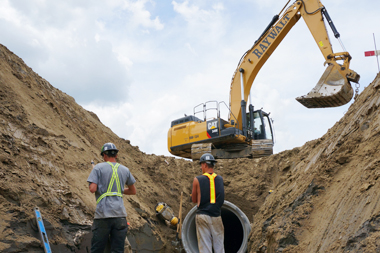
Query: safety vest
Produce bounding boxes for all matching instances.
[202,172,217,204]
[96,162,123,204]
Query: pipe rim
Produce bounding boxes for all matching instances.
[181,200,251,253]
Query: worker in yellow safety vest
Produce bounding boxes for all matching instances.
[191,153,225,253]
[87,142,136,253]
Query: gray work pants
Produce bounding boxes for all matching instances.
[196,214,225,253]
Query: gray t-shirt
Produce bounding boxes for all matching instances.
[87,162,136,219]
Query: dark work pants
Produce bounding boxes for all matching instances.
[91,217,129,253]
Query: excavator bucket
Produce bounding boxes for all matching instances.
[296,64,353,108]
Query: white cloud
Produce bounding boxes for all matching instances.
[172,0,227,43]
[122,0,164,30]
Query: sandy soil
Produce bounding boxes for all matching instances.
[1,43,380,252]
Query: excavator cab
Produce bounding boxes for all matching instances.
[167,101,275,159]
[249,110,273,141]
[245,109,274,158]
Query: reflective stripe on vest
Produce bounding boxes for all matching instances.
[203,173,217,204]
[96,162,123,204]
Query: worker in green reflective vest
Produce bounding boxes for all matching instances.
[87,142,136,253]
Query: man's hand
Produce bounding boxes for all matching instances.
[89,183,97,193]
[123,184,136,195]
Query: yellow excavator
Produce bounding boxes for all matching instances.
[167,0,360,160]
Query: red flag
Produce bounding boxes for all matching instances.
[365,51,375,57]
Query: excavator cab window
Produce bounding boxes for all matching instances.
[249,110,273,141]
[262,114,273,141]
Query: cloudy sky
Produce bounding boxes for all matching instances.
[1,0,379,157]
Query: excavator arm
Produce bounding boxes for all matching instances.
[229,0,360,129]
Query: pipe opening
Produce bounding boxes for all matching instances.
[222,208,244,252]
[182,201,251,253]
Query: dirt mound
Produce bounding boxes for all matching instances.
[1,42,380,253]
[0,44,195,252]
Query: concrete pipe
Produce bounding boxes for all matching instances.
[181,201,251,253]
